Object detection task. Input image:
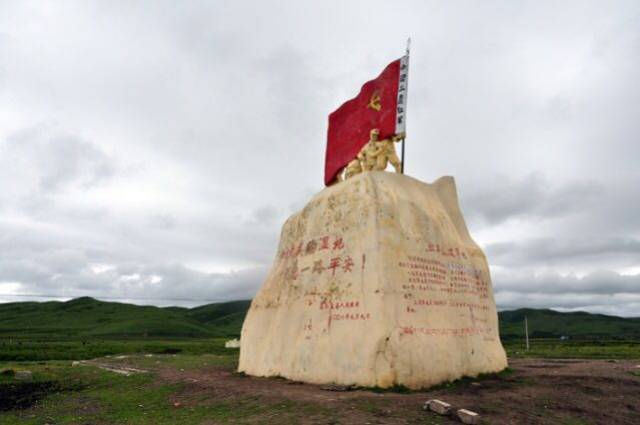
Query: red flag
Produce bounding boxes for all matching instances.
[325,56,408,186]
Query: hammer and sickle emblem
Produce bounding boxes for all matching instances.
[368,91,381,111]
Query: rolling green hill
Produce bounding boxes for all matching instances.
[0,297,638,340]
[499,308,640,340]
[0,297,249,339]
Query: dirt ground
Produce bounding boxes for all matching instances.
[158,358,640,425]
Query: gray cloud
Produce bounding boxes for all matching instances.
[493,270,640,316]
[0,126,115,206]
[246,206,280,226]
[0,1,639,316]
[494,269,640,295]
[496,291,640,317]
[487,237,640,267]
[461,174,602,226]
[0,256,266,307]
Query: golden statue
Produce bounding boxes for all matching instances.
[360,130,381,171]
[339,128,405,180]
[371,129,405,173]
[344,157,363,179]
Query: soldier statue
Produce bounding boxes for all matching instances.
[340,128,405,180]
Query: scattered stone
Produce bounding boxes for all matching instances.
[470,382,482,387]
[225,338,241,348]
[425,399,451,415]
[15,370,33,381]
[457,408,480,424]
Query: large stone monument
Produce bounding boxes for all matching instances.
[239,171,508,389]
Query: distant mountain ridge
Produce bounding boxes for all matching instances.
[0,297,638,340]
[0,297,250,339]
[499,307,640,340]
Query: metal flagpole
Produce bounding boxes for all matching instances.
[401,38,410,174]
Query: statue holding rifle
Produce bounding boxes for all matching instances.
[339,128,405,180]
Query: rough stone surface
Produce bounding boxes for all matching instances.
[427,399,452,415]
[239,172,508,388]
[457,408,481,424]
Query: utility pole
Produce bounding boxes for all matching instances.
[524,315,530,351]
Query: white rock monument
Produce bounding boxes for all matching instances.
[239,171,507,388]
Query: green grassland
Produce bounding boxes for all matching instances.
[499,308,640,340]
[503,339,640,359]
[0,298,639,424]
[0,297,639,363]
[0,342,342,425]
[2,297,639,342]
[0,338,233,361]
[0,351,293,424]
[0,297,250,340]
[1,340,639,424]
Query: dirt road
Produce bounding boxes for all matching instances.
[159,358,640,424]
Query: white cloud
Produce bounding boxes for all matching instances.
[0,1,639,316]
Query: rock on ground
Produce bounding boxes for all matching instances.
[239,172,507,388]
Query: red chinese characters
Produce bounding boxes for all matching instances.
[278,234,358,281]
[319,300,360,310]
[399,326,492,337]
[413,299,447,306]
[331,312,371,321]
[279,235,346,259]
[305,255,357,278]
[398,257,448,285]
[342,256,354,272]
[426,243,468,259]
[328,257,341,276]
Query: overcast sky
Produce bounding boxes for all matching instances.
[1,1,639,316]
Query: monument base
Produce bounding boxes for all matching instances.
[239,172,507,389]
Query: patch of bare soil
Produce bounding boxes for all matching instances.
[157,359,640,424]
[0,381,62,411]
